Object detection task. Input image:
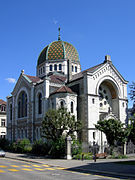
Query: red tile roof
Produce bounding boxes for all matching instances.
[24,74,41,83]
[50,86,75,96]
[0,99,6,105]
[50,74,66,84]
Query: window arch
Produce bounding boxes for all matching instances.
[43,66,45,73]
[54,64,57,71]
[50,65,52,71]
[72,65,74,72]
[59,64,62,71]
[60,101,64,108]
[18,91,27,118]
[75,66,77,72]
[38,93,42,114]
[71,101,74,113]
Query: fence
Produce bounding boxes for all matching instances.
[82,141,135,155]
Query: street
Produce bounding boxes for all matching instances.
[0,158,123,180]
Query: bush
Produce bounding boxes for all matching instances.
[49,136,66,158]
[31,139,50,155]
[109,153,128,159]
[0,138,10,150]
[73,152,93,160]
[71,139,82,156]
[10,139,32,153]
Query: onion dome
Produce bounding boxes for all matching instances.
[37,29,80,65]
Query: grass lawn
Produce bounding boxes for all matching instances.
[114,161,135,165]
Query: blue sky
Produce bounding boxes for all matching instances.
[0,0,134,107]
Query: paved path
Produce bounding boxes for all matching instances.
[5,152,135,179]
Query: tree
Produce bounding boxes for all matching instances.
[95,119,129,147]
[128,117,135,144]
[42,108,82,142]
[129,82,135,101]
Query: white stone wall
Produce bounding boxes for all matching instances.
[50,93,77,119]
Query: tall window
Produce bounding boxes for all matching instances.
[50,65,52,71]
[1,119,5,127]
[72,65,74,72]
[38,93,42,114]
[75,66,77,72]
[60,101,64,108]
[10,104,12,121]
[71,101,74,113]
[59,64,62,71]
[43,66,45,73]
[54,64,57,71]
[18,91,27,118]
[1,105,6,112]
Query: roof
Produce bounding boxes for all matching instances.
[23,74,41,83]
[50,74,66,84]
[0,99,6,105]
[70,63,104,82]
[50,86,75,96]
[37,40,80,65]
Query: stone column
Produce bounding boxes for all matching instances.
[123,143,126,155]
[67,136,72,160]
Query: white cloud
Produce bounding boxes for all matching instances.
[53,18,58,25]
[6,78,16,84]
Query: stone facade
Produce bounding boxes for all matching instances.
[7,38,128,148]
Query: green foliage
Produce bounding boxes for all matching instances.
[73,153,93,160]
[11,139,32,153]
[95,119,129,147]
[49,136,66,158]
[42,108,82,141]
[109,153,128,159]
[128,118,135,144]
[0,138,10,150]
[71,139,82,156]
[31,139,50,155]
[129,82,135,101]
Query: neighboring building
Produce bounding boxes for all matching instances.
[7,30,128,148]
[0,99,7,139]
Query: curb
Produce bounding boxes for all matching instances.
[5,155,135,179]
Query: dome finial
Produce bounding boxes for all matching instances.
[58,26,61,41]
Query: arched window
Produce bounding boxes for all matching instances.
[71,101,73,113]
[36,128,39,140]
[43,66,45,73]
[21,129,23,139]
[75,66,77,72]
[10,104,12,121]
[54,64,57,71]
[18,91,27,118]
[38,93,42,114]
[50,65,52,71]
[25,129,27,138]
[60,101,64,108]
[59,64,62,70]
[72,65,74,72]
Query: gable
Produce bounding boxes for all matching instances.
[12,74,32,96]
[91,62,128,85]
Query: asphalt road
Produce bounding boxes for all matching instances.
[0,158,126,180]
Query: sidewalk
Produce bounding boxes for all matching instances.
[5,152,135,179]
